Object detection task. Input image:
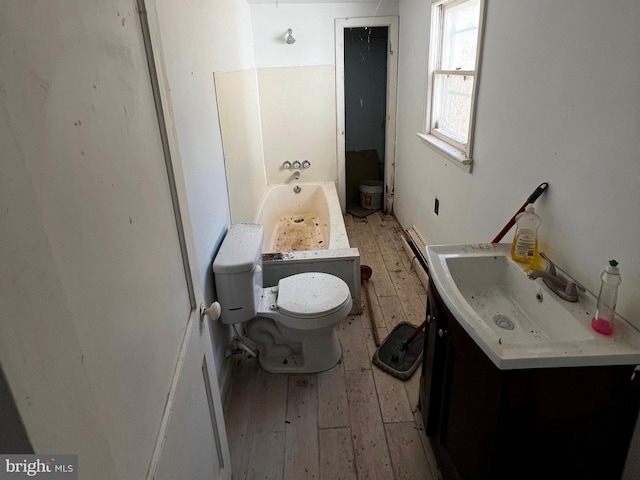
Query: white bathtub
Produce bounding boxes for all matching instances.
[255,182,361,314]
[256,182,350,253]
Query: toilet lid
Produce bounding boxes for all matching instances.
[277,272,351,318]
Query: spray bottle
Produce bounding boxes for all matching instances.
[591,260,621,336]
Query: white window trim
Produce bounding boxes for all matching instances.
[418,0,486,173]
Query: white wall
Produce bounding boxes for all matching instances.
[251,2,399,69]
[209,0,267,224]
[258,65,338,184]
[210,0,256,72]
[153,0,261,384]
[215,69,267,223]
[396,0,640,327]
[243,1,399,205]
[153,0,241,387]
[395,0,640,475]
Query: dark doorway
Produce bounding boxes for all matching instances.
[344,26,388,210]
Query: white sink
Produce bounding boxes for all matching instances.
[427,244,640,369]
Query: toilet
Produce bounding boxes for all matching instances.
[212,223,352,374]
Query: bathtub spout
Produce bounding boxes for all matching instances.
[293,171,301,180]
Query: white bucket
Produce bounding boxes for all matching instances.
[359,180,383,210]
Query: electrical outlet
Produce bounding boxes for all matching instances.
[434,198,439,215]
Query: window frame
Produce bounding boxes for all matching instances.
[418,0,486,171]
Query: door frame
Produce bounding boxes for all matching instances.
[335,16,398,214]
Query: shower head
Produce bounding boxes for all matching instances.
[285,28,296,45]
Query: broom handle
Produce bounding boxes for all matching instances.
[363,279,380,347]
[402,319,427,349]
[491,183,548,244]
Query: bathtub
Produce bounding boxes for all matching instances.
[255,182,361,314]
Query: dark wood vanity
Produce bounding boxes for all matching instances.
[420,281,640,480]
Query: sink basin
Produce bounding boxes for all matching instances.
[427,244,640,369]
[445,254,593,344]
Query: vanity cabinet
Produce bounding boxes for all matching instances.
[420,282,640,480]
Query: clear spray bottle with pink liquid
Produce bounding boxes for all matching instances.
[591,260,621,336]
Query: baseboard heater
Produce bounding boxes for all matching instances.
[400,227,429,289]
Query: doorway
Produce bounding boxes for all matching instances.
[335,17,398,214]
[344,26,388,212]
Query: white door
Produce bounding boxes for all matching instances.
[138,0,233,478]
[152,315,230,480]
[0,1,230,479]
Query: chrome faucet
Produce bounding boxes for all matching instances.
[293,170,301,180]
[527,252,585,302]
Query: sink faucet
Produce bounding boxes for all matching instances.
[527,252,585,302]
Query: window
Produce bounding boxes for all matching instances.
[419,0,485,169]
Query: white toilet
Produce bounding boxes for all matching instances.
[212,223,352,374]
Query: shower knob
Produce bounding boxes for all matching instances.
[282,161,292,169]
[302,160,311,169]
[292,160,301,169]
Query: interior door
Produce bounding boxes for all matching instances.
[137,1,232,478]
[152,315,230,480]
[0,1,230,478]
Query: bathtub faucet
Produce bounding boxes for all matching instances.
[293,171,301,180]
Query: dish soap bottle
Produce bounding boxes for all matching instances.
[511,204,542,269]
[591,260,621,336]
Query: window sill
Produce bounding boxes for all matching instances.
[416,132,472,173]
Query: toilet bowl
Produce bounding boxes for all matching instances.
[212,223,352,374]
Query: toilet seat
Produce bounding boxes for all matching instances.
[277,272,351,319]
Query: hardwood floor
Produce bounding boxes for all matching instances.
[224,212,442,480]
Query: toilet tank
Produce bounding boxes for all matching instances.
[212,224,264,324]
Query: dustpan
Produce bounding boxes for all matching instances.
[372,321,425,380]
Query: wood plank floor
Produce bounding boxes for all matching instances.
[224,212,442,480]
